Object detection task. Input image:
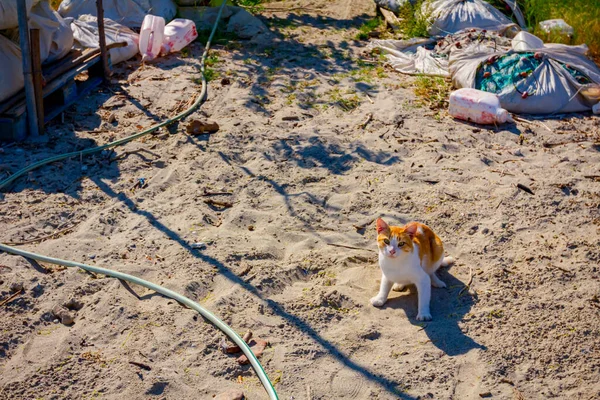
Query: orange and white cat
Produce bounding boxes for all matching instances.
[371,218,454,321]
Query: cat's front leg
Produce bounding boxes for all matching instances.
[430,272,446,288]
[415,274,432,321]
[371,274,393,307]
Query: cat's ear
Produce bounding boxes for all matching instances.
[404,223,418,239]
[376,218,389,234]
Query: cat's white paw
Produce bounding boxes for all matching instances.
[392,283,406,292]
[416,312,432,321]
[370,297,386,307]
[432,280,446,288]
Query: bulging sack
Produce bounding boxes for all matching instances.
[0,34,24,103]
[69,15,139,65]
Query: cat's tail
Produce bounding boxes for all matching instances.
[441,256,455,267]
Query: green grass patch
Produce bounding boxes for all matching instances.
[413,75,451,110]
[397,0,430,38]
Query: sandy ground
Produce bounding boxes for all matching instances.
[1,1,600,399]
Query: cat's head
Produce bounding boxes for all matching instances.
[376,218,417,258]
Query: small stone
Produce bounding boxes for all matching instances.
[482,228,489,235]
[214,389,244,400]
[513,149,524,157]
[248,225,255,231]
[10,282,24,293]
[191,242,207,250]
[52,305,75,325]
[88,254,96,260]
[479,392,492,398]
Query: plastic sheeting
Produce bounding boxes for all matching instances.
[369,29,513,77]
[68,15,139,65]
[0,34,23,103]
[425,0,525,36]
[58,0,176,28]
[450,35,600,114]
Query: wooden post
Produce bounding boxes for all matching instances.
[96,0,110,82]
[16,0,39,138]
[30,28,44,135]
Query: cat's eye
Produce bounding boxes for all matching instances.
[383,238,390,245]
[398,242,405,246]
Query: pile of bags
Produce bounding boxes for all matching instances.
[370,0,600,114]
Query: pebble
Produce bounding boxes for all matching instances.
[214,389,244,400]
[10,282,24,293]
[190,242,207,250]
[52,304,74,325]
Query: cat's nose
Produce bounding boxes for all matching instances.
[389,248,396,255]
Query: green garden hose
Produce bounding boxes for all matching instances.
[0,1,280,398]
[0,243,279,399]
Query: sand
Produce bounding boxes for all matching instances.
[1,0,600,399]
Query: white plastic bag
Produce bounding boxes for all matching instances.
[69,15,139,65]
[0,34,24,103]
[539,19,574,37]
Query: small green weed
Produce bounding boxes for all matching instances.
[355,17,384,40]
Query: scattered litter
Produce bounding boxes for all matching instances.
[190,242,207,250]
[214,389,244,400]
[187,120,220,135]
[448,88,512,125]
[539,19,574,37]
[237,338,268,365]
[133,178,147,190]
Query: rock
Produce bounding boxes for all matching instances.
[237,338,268,365]
[9,282,23,293]
[227,8,269,39]
[187,120,220,135]
[52,305,74,325]
[479,392,492,398]
[214,389,244,400]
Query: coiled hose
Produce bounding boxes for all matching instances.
[0,1,280,398]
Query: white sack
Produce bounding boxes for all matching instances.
[69,15,139,65]
[0,34,24,103]
[425,0,522,36]
[0,0,37,30]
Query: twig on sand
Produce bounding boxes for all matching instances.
[458,267,474,297]
[0,289,23,307]
[359,113,373,129]
[352,217,376,232]
[5,222,82,246]
[201,190,232,197]
[327,243,376,252]
[129,361,152,371]
[584,175,600,182]
[203,199,233,208]
[516,183,535,195]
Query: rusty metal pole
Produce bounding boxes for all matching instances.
[96,0,110,82]
[16,0,39,138]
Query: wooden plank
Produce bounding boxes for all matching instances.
[30,28,45,135]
